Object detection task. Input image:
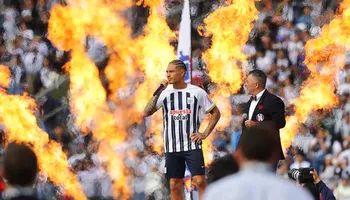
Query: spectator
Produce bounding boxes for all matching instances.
[277,161,290,179]
[309,127,331,173]
[0,43,10,64]
[334,175,350,200]
[293,123,313,154]
[203,123,313,200]
[275,0,294,22]
[287,34,304,65]
[310,0,324,19]
[290,149,311,169]
[335,111,350,142]
[320,154,337,189]
[310,169,336,200]
[7,54,25,94]
[207,154,239,184]
[337,75,350,96]
[296,6,313,28]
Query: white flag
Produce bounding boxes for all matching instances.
[177,0,191,83]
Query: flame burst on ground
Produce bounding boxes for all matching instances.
[280,0,350,152]
[200,0,258,164]
[49,1,133,198]
[0,65,86,200]
[133,1,176,154]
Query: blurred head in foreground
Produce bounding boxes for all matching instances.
[4,142,38,186]
[207,154,239,184]
[235,122,281,166]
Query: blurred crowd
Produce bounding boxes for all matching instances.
[0,0,350,199]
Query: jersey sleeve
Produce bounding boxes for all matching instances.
[156,92,165,110]
[199,89,215,113]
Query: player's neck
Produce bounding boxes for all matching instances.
[173,81,187,89]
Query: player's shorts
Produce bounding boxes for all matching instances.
[165,149,205,178]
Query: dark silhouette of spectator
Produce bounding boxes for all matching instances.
[3,142,38,200]
[207,154,239,184]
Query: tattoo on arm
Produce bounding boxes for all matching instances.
[203,106,221,137]
[143,94,160,117]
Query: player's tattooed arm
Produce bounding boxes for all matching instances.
[203,106,221,137]
[191,106,221,143]
[143,94,160,117]
[143,80,168,117]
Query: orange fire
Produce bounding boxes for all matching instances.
[200,95,232,166]
[49,1,133,198]
[201,0,258,97]
[280,0,350,152]
[0,65,10,88]
[65,47,131,198]
[137,0,164,7]
[49,0,134,99]
[200,0,258,164]
[133,2,176,153]
[0,65,86,200]
[97,142,130,199]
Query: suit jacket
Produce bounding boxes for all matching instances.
[242,90,286,160]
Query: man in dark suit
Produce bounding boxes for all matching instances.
[242,69,286,163]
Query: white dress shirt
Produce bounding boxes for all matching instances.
[203,161,313,200]
[249,89,266,120]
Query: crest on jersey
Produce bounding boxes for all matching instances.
[256,113,265,122]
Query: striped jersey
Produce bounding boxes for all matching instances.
[156,84,215,153]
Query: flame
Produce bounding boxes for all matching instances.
[49,1,134,198]
[0,66,86,199]
[133,3,176,153]
[64,48,131,197]
[104,0,133,11]
[200,0,258,164]
[49,0,134,99]
[201,0,258,97]
[280,0,350,152]
[144,112,165,154]
[0,65,10,88]
[200,96,232,166]
[138,0,164,7]
[200,119,212,166]
[97,142,130,199]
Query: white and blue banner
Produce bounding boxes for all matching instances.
[177,0,192,83]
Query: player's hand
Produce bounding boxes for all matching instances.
[161,79,168,87]
[310,169,321,184]
[190,132,207,143]
[245,120,258,128]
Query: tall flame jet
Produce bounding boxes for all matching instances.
[48,0,134,198]
[200,0,259,165]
